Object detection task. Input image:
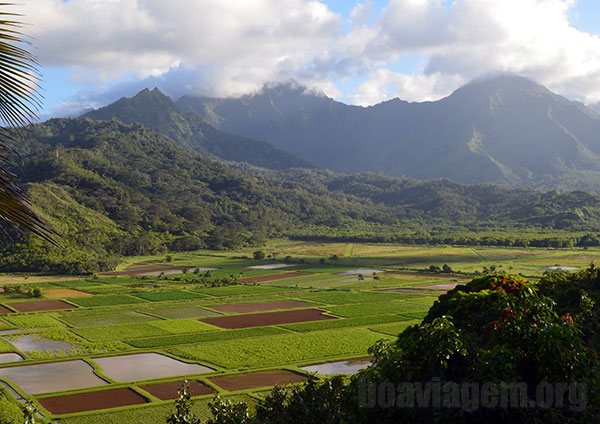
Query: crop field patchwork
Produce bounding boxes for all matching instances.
[0,241,594,422]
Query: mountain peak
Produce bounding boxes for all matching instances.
[253,80,327,99]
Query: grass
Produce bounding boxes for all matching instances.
[292,290,409,305]
[4,313,66,329]
[328,298,437,318]
[59,311,157,327]
[146,305,219,319]
[280,314,410,332]
[192,285,295,297]
[148,319,217,334]
[70,295,148,308]
[368,320,421,336]
[132,290,206,302]
[72,323,172,342]
[170,328,390,368]
[126,327,288,349]
[0,337,15,353]
[57,394,256,424]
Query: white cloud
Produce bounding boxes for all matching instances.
[21,0,600,112]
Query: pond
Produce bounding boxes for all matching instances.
[0,353,23,364]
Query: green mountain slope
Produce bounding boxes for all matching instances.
[83,88,313,170]
[177,76,600,190]
[5,118,600,273]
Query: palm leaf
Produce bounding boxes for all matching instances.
[0,3,57,244]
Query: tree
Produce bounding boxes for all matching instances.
[166,382,199,424]
[253,250,265,260]
[0,4,55,242]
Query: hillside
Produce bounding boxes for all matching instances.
[177,76,600,190]
[83,88,312,170]
[5,118,600,272]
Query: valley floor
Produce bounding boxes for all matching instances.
[0,241,596,423]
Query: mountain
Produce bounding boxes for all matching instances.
[83,88,312,170]
[6,118,600,273]
[177,76,600,190]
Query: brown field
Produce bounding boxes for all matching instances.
[209,370,308,391]
[201,308,336,329]
[102,264,190,277]
[239,272,312,283]
[0,305,12,315]
[139,380,214,400]
[8,300,75,313]
[43,288,92,299]
[0,276,81,285]
[209,300,312,314]
[38,388,148,414]
[421,282,462,290]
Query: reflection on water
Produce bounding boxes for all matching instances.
[93,353,214,382]
[7,335,76,353]
[0,360,107,394]
[301,358,371,375]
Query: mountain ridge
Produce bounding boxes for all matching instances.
[176,75,600,190]
[83,87,313,170]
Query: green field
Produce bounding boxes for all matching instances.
[0,240,597,422]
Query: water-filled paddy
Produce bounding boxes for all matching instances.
[301,357,371,375]
[0,352,23,363]
[247,264,295,270]
[0,360,107,394]
[93,353,213,382]
[7,334,76,353]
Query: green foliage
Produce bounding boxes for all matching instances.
[207,396,252,424]
[71,294,147,307]
[133,290,205,302]
[170,328,389,368]
[254,377,351,424]
[0,398,23,424]
[167,382,200,424]
[126,327,287,349]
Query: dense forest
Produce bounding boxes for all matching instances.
[4,118,600,273]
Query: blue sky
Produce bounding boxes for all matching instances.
[26,0,600,118]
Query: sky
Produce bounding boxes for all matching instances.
[17,0,600,118]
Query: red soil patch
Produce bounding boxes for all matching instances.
[202,308,336,329]
[139,380,214,400]
[239,272,311,283]
[210,300,312,314]
[8,300,74,313]
[209,370,308,391]
[38,387,147,415]
[0,305,12,315]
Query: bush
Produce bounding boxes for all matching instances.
[0,399,23,424]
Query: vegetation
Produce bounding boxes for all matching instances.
[223,271,600,423]
[4,118,600,273]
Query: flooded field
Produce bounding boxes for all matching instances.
[93,353,213,382]
[301,357,371,375]
[0,360,107,394]
[7,335,76,354]
[0,353,23,364]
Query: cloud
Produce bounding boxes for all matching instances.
[22,0,600,113]
[345,0,600,104]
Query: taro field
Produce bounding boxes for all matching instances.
[0,241,596,423]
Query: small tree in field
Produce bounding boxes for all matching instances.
[253,250,265,260]
[167,381,199,424]
[207,396,252,424]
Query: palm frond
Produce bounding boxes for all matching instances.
[0,3,57,244]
